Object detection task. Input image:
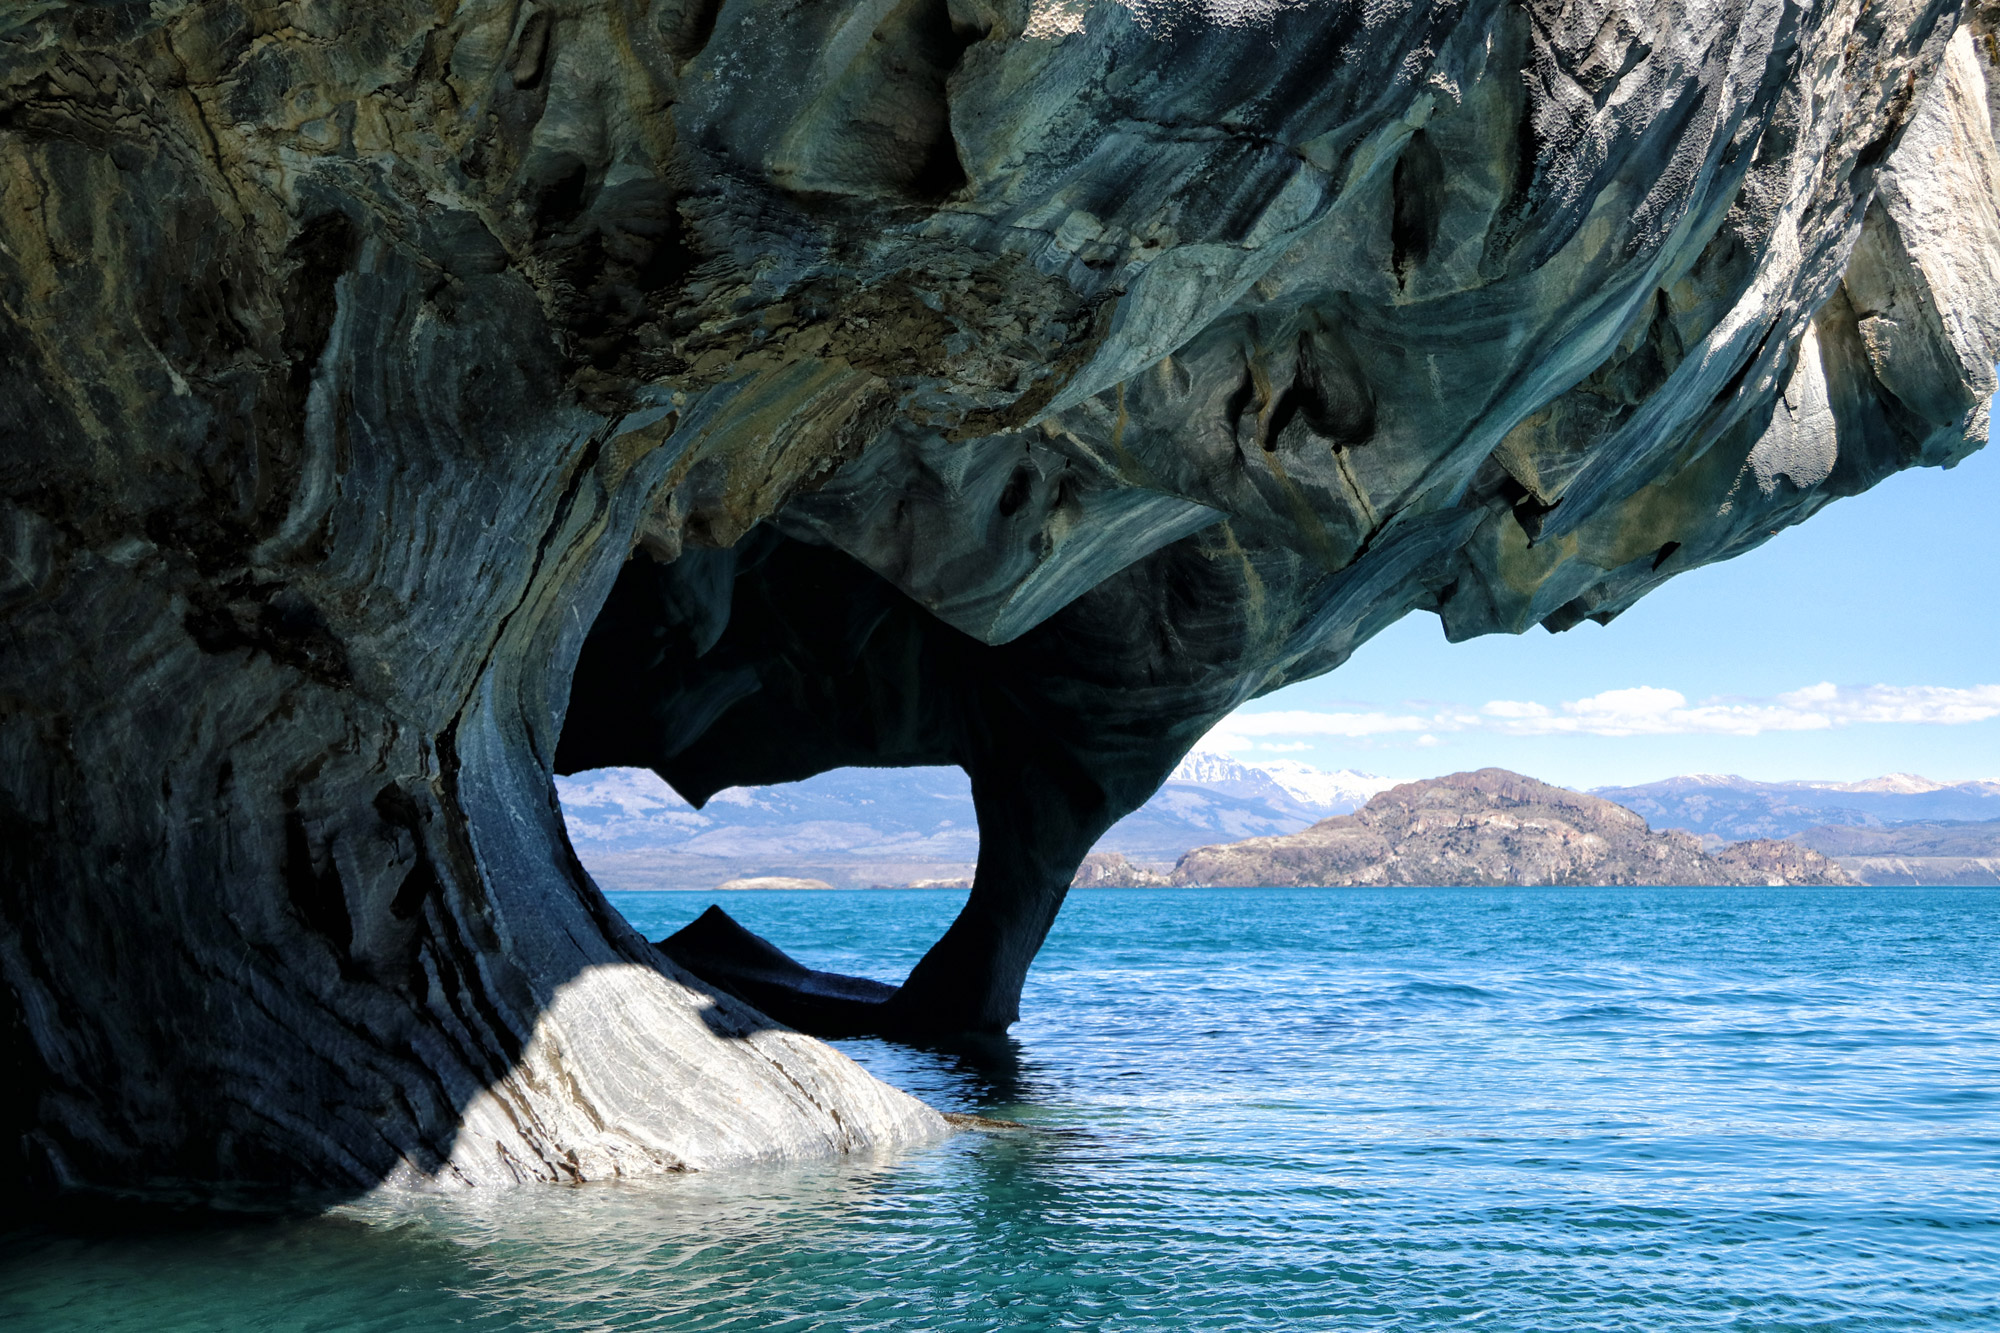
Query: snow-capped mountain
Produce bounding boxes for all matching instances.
[552,767,712,844]
[555,766,984,889]
[1251,759,1403,810]
[560,761,2000,891]
[1590,773,2000,839]
[1165,751,1398,811]
[561,759,2000,890]
[1818,773,1961,795]
[557,752,1397,889]
[1166,751,1266,784]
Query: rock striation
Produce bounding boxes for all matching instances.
[1170,770,1859,886]
[0,0,1993,1194]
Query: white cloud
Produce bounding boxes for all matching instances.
[1202,683,2000,749]
[1783,682,2000,726]
[1220,708,1436,737]
[1477,686,1820,737]
[1482,683,2000,737]
[1202,707,1437,751]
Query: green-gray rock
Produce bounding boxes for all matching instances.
[0,0,1989,1194]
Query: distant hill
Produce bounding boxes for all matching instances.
[1094,752,1399,859]
[1792,819,2000,886]
[561,761,1991,891]
[1169,770,1856,888]
[1591,773,2000,840]
[557,766,980,891]
[1798,820,2000,857]
[557,752,1393,890]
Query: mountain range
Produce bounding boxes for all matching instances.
[1789,820,2000,886]
[556,753,1397,891]
[558,759,2000,890]
[1589,773,2000,840]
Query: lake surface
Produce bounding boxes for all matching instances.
[5,885,1998,1330]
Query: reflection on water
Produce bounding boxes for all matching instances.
[5,886,2000,1330]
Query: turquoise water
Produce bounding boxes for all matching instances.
[5,885,1998,1330]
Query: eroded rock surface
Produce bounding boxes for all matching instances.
[1170,770,1859,886]
[1,0,1994,1192]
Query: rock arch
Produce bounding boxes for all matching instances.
[1,0,1993,1194]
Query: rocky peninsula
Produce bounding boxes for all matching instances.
[2,0,1994,1196]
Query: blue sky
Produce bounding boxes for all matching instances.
[1207,435,2000,789]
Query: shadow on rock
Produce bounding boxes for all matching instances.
[666,905,901,1039]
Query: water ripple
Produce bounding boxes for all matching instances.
[4,886,1998,1330]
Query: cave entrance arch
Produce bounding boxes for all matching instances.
[555,526,1237,1036]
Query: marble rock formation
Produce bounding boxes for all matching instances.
[1,0,1995,1194]
[1168,769,1859,886]
[659,906,899,1037]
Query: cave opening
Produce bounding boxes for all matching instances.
[553,497,1301,1041]
[555,527,1109,1038]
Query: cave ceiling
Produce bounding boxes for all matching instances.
[1,0,1995,1192]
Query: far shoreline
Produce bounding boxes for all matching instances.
[597,881,1983,892]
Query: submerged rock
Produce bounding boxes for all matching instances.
[0,0,1992,1192]
[659,907,899,1038]
[1170,770,1858,886]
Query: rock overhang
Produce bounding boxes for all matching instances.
[0,0,1995,1194]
